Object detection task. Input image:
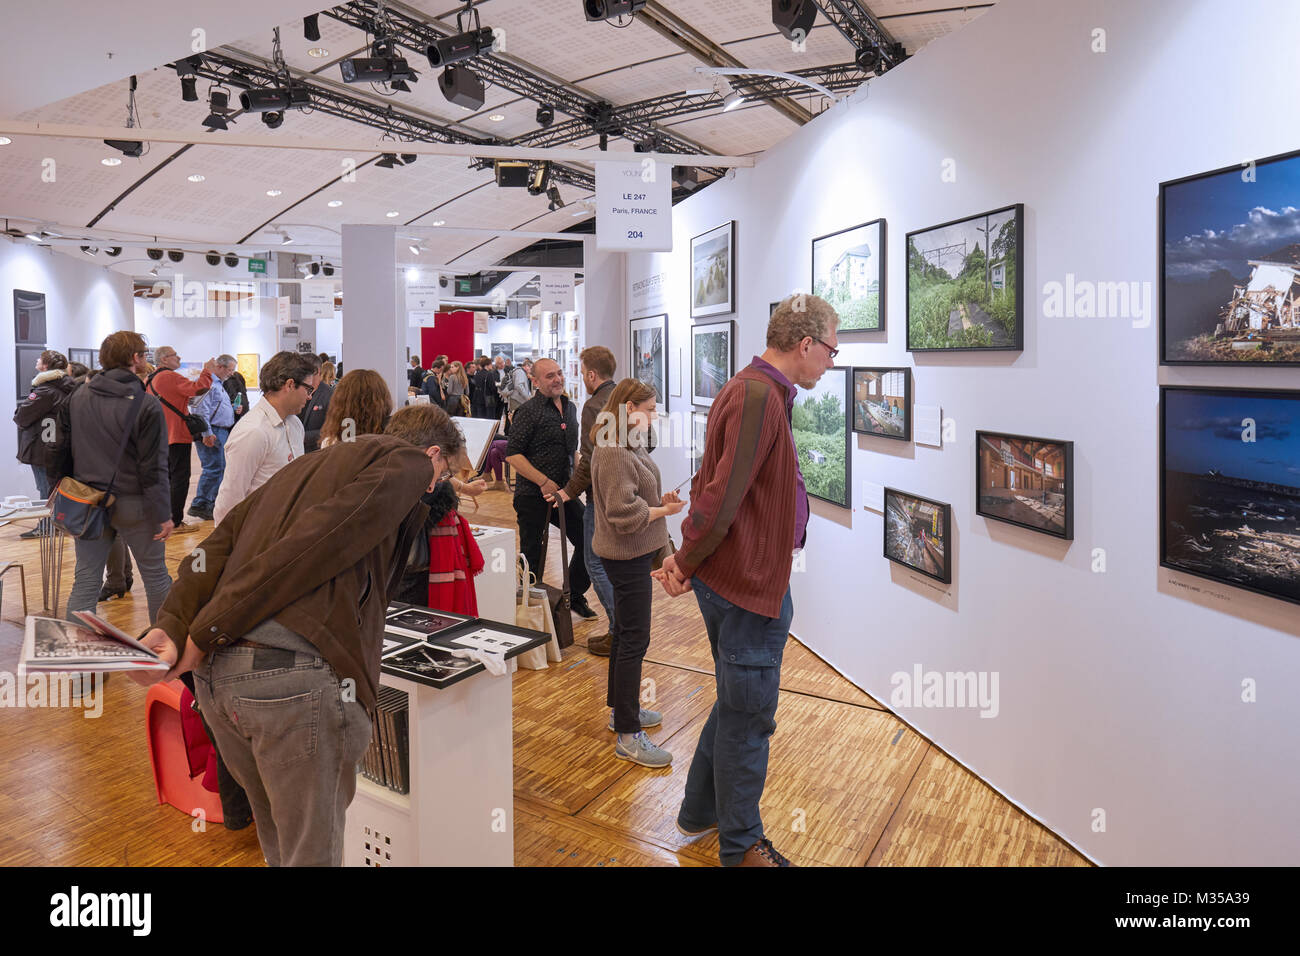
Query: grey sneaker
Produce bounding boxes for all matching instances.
[608,707,662,731]
[615,731,672,768]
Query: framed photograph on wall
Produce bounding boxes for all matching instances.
[812,218,885,332]
[1160,385,1300,606]
[690,221,735,318]
[691,319,734,407]
[975,431,1074,539]
[689,409,708,477]
[906,203,1024,351]
[236,353,260,391]
[851,367,911,441]
[13,290,47,345]
[1161,148,1300,365]
[68,348,97,368]
[793,366,851,508]
[884,488,952,583]
[15,345,46,400]
[629,313,667,409]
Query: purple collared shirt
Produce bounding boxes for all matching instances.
[749,356,808,550]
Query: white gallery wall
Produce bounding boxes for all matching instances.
[0,242,132,496]
[598,0,1300,865]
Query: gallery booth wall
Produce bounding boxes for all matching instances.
[585,0,1300,866]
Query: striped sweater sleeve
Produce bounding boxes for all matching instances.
[676,378,775,576]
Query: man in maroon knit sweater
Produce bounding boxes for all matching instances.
[657,294,839,867]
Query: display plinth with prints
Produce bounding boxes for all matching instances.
[342,604,548,867]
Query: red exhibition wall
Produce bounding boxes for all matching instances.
[418,311,474,368]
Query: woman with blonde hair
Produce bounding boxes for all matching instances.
[318,368,392,448]
[445,360,468,416]
[588,377,683,768]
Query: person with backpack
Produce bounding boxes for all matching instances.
[147,346,220,530]
[14,349,79,539]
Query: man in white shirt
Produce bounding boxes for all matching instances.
[213,351,316,525]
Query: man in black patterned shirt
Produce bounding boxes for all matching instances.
[505,358,595,618]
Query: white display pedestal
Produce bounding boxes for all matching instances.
[469,524,516,626]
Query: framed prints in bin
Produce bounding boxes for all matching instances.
[906,203,1024,352]
[793,366,851,508]
[690,221,735,319]
[691,319,734,407]
[629,313,667,409]
[68,348,97,368]
[1160,386,1300,606]
[852,367,911,441]
[975,431,1074,539]
[13,290,46,344]
[884,488,952,583]
[1160,148,1300,365]
[812,218,885,332]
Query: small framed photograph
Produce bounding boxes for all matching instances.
[884,488,952,583]
[629,313,667,409]
[793,366,852,509]
[975,431,1074,539]
[852,367,911,441]
[812,219,885,332]
[690,221,735,319]
[691,320,734,407]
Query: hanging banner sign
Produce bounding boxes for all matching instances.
[473,311,489,333]
[540,273,576,312]
[301,280,334,319]
[595,160,672,252]
[405,271,440,312]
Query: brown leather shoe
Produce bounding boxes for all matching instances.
[736,838,794,867]
[587,633,612,656]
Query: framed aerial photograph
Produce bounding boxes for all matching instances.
[975,431,1074,539]
[690,221,735,319]
[13,290,46,344]
[793,366,851,508]
[812,218,885,332]
[1160,386,1300,606]
[68,348,97,368]
[691,319,734,407]
[689,410,708,477]
[852,367,911,441]
[1161,148,1300,365]
[490,342,514,362]
[629,313,667,408]
[906,203,1024,351]
[884,488,952,583]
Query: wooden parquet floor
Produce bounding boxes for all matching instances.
[0,460,1089,867]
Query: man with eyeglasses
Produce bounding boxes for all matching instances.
[213,351,314,525]
[148,345,221,530]
[654,293,840,868]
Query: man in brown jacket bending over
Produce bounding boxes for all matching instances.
[135,403,464,866]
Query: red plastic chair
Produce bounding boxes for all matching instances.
[144,679,224,825]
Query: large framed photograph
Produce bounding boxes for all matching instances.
[975,431,1074,539]
[1161,149,1300,365]
[906,203,1024,351]
[884,488,952,583]
[690,221,735,319]
[812,218,885,332]
[629,313,667,409]
[793,366,851,508]
[691,319,734,407]
[1161,386,1300,606]
[852,367,911,441]
[13,290,46,345]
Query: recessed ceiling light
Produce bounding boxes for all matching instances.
[386,210,400,218]
[266,188,282,197]
[488,114,505,122]
[328,200,343,207]
[0,136,11,145]
[307,47,330,58]
[432,220,446,226]
[187,173,205,182]
[102,157,122,166]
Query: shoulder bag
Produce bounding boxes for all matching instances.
[50,391,144,539]
[150,380,208,441]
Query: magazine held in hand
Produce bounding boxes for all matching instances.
[22,613,169,673]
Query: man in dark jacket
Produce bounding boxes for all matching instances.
[134,405,464,867]
[223,361,250,421]
[46,331,174,622]
[14,349,78,538]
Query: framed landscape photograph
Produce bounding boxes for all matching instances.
[629,313,667,409]
[852,367,911,441]
[812,218,885,332]
[68,348,97,368]
[1161,148,1300,365]
[1160,386,1300,606]
[793,366,851,508]
[907,203,1024,351]
[490,342,514,362]
[884,488,952,583]
[975,431,1074,539]
[691,221,735,319]
[691,319,734,407]
[690,410,708,477]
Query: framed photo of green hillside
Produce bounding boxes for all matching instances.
[793,366,851,508]
[812,219,885,332]
[691,319,734,407]
[906,204,1023,351]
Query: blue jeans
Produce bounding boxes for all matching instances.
[192,426,229,512]
[66,495,172,624]
[583,497,616,627]
[679,578,793,866]
[31,463,51,500]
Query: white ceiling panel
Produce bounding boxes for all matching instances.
[663,103,802,157]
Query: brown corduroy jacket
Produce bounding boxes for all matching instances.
[155,434,433,711]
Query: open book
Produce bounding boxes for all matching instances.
[22,613,169,673]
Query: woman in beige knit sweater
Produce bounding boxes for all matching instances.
[589,378,684,768]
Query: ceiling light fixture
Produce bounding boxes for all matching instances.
[102,157,122,166]
[327,200,343,208]
[187,173,205,182]
[104,76,145,158]
[266,189,282,197]
[386,210,400,218]
[80,245,98,256]
[224,253,239,266]
[375,152,402,169]
[303,13,321,42]
[180,76,198,102]
[408,243,423,256]
[202,88,233,131]
[106,247,122,257]
[280,231,294,245]
[261,110,285,130]
[584,0,646,21]
[308,47,330,59]
[0,136,11,145]
[432,220,445,226]
[205,250,221,265]
[547,185,565,212]
[536,104,554,128]
[489,113,505,122]
[167,250,185,263]
[438,63,485,110]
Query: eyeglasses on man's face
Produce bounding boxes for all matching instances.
[294,380,315,397]
[812,338,839,361]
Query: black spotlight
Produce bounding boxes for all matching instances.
[304,13,321,42]
[205,250,221,266]
[771,0,816,39]
[146,248,164,261]
[438,64,485,110]
[584,0,646,21]
[855,45,881,73]
[425,28,496,68]
[401,153,417,165]
[80,245,97,256]
[536,104,554,128]
[547,185,564,211]
[375,152,401,169]
[203,89,233,130]
[340,56,416,84]
[180,76,198,102]
[322,262,334,276]
[240,88,290,112]
[224,253,239,267]
[104,139,144,158]
[309,261,322,276]
[262,111,285,130]
[105,247,122,257]
[167,250,184,263]
[598,132,609,151]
